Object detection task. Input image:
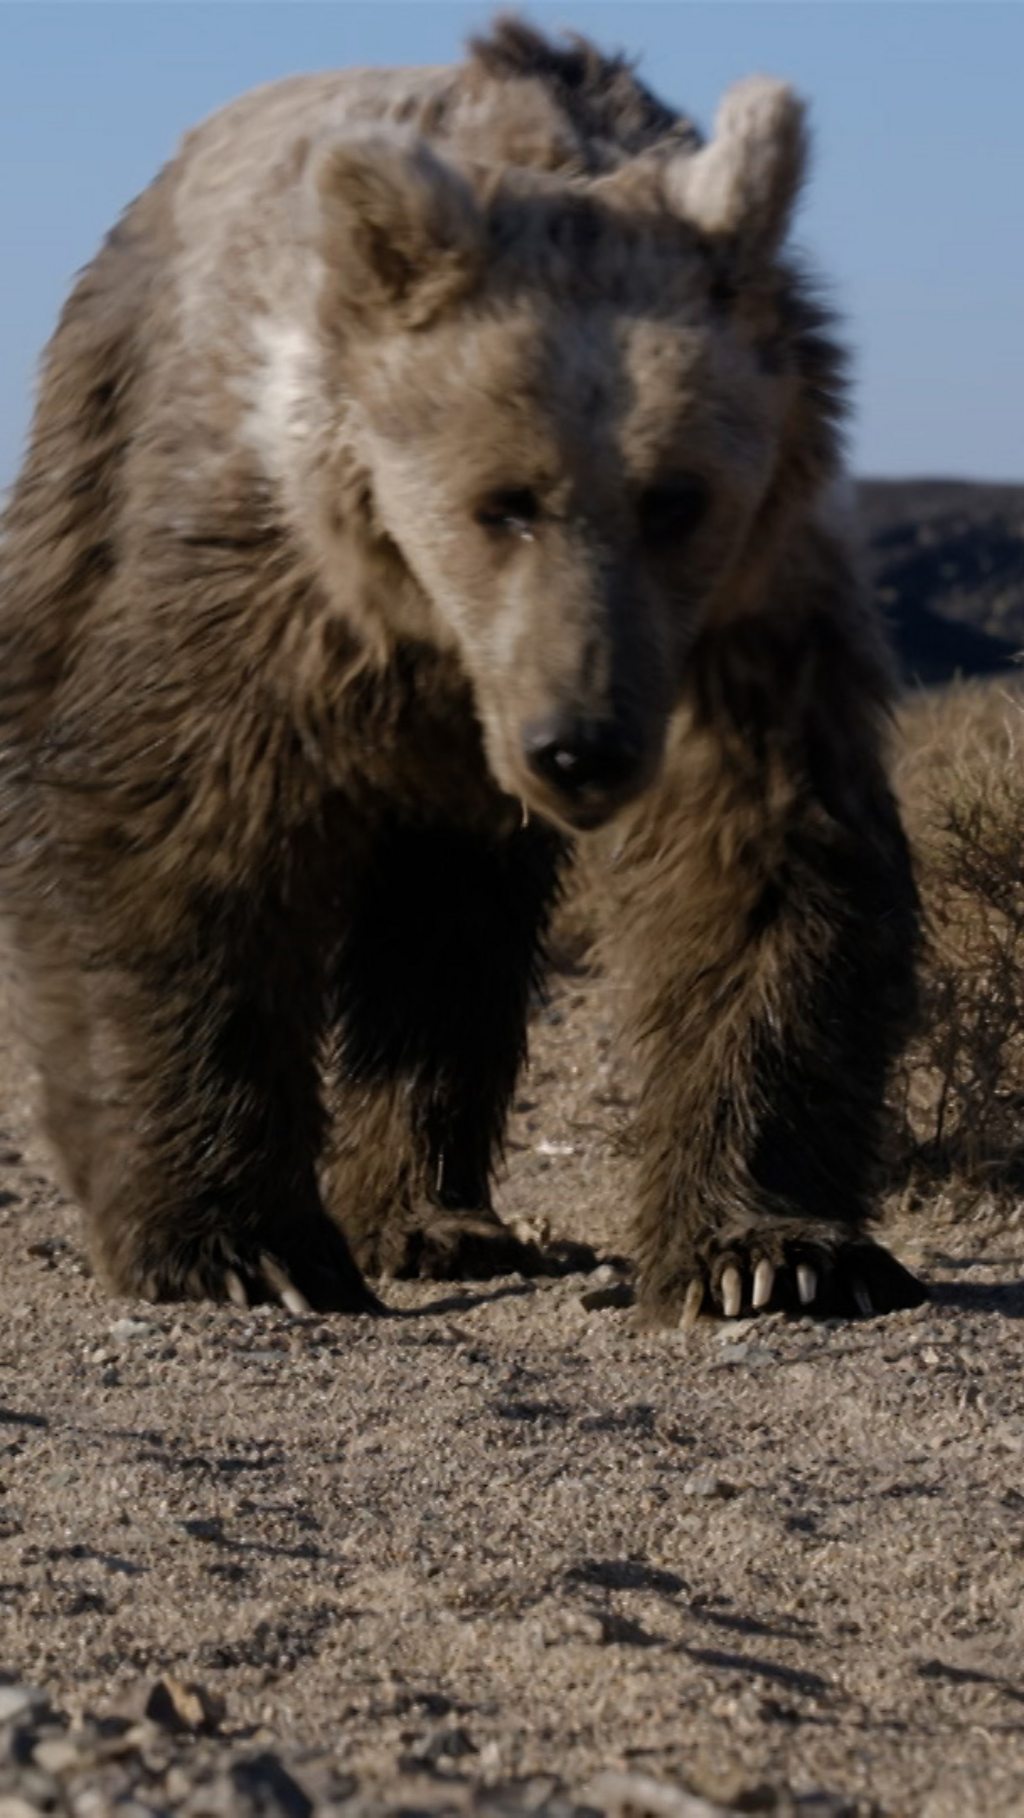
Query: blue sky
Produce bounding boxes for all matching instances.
[2,2,1022,487]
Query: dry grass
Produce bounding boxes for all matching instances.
[893,674,1024,1204]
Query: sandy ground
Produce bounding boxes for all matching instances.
[1,967,1023,1817]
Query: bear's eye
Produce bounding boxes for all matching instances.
[638,480,709,548]
[475,488,540,539]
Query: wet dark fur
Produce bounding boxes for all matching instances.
[0,20,924,1318]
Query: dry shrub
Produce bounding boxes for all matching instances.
[893,675,1024,1192]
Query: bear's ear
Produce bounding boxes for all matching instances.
[664,77,807,259]
[311,130,485,334]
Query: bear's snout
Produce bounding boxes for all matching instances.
[521,713,649,827]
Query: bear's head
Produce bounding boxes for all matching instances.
[303,74,844,833]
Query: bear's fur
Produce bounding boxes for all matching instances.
[0,17,924,1320]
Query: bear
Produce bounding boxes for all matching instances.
[0,17,925,1323]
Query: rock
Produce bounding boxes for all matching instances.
[587,1769,734,1817]
[420,1724,477,1763]
[226,1752,314,1816]
[109,1318,156,1343]
[591,1264,621,1286]
[716,1320,758,1344]
[512,1216,552,1247]
[143,1675,225,1735]
[715,1342,775,1367]
[680,1472,739,1500]
[30,1736,81,1774]
[0,1687,48,1727]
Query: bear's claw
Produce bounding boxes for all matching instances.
[220,1254,317,1314]
[720,1265,742,1318]
[753,1259,775,1309]
[796,1263,817,1306]
[667,1230,926,1328]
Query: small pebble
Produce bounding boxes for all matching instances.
[32,1736,82,1774]
[108,1319,156,1343]
[0,1796,53,1818]
[0,1685,48,1725]
[681,1472,739,1500]
[716,1342,775,1367]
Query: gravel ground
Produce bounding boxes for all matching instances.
[1,971,1023,1817]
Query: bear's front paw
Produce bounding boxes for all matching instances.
[642,1225,926,1328]
[102,1212,382,1314]
[211,1241,383,1315]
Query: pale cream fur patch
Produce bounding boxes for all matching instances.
[241,317,322,486]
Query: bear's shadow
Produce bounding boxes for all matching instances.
[399,1279,548,1319]
[925,1268,1024,1319]
[402,1263,1024,1321]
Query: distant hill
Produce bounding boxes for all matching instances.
[857,479,1024,687]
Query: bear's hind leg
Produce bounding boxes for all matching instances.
[323,819,572,1282]
[322,1076,542,1282]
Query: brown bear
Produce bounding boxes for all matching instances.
[0,18,924,1323]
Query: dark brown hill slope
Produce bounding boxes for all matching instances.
[859,479,1024,685]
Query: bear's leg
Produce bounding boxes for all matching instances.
[66,904,377,1312]
[612,611,926,1324]
[323,819,569,1281]
[7,913,97,1207]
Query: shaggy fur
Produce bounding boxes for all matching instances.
[0,18,923,1318]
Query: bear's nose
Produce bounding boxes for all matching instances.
[522,717,643,801]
